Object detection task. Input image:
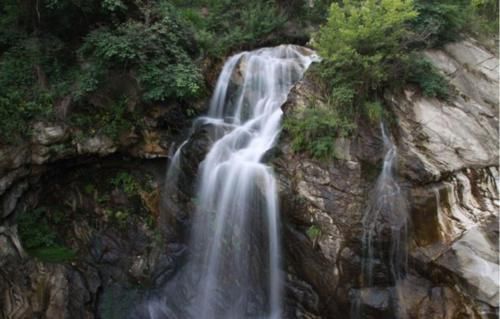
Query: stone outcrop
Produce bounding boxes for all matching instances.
[0,158,180,319]
[276,38,498,318]
[0,103,182,318]
[0,104,174,219]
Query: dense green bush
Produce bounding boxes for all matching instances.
[363,100,385,123]
[17,208,58,249]
[286,0,416,160]
[411,0,498,48]
[0,35,62,142]
[175,0,286,57]
[0,0,495,150]
[29,247,77,263]
[0,93,53,143]
[79,2,202,102]
[313,0,417,105]
[0,0,205,143]
[405,56,451,99]
[411,0,468,47]
[466,0,499,42]
[288,0,461,160]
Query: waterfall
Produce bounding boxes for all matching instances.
[352,123,409,318]
[135,45,319,319]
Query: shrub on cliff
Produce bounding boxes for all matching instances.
[291,0,456,160]
[411,0,498,48]
[285,105,355,159]
[313,0,417,112]
[0,0,203,143]
[79,2,202,102]
[174,0,286,57]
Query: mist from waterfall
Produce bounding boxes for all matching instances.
[135,45,318,319]
[351,123,410,319]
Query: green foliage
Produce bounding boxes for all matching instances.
[110,171,139,196]
[0,35,61,142]
[313,0,418,113]
[73,63,105,100]
[406,56,451,99]
[315,0,418,61]
[466,0,499,42]
[411,0,468,47]
[300,0,421,158]
[0,1,20,50]
[0,0,206,145]
[306,225,321,240]
[71,98,140,141]
[411,0,498,48]
[102,0,128,13]
[29,246,76,263]
[84,183,96,195]
[175,0,286,56]
[284,106,355,159]
[0,92,53,143]
[103,208,132,230]
[17,207,75,263]
[138,61,201,102]
[308,0,459,143]
[79,3,203,102]
[294,0,335,24]
[364,101,384,123]
[17,208,58,249]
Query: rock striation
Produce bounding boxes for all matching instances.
[276,38,499,318]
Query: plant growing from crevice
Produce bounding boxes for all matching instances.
[405,55,451,99]
[306,224,322,248]
[110,171,140,196]
[17,207,76,263]
[70,97,143,142]
[284,101,355,160]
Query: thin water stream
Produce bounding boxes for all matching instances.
[352,123,409,318]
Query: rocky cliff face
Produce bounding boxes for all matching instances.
[0,38,498,319]
[0,105,188,318]
[276,38,498,318]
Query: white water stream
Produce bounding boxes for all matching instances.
[138,45,318,319]
[352,123,409,318]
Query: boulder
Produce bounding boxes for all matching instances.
[32,123,68,146]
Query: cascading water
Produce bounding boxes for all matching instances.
[134,45,318,319]
[351,123,409,318]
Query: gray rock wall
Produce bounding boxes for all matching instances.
[277,38,499,318]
